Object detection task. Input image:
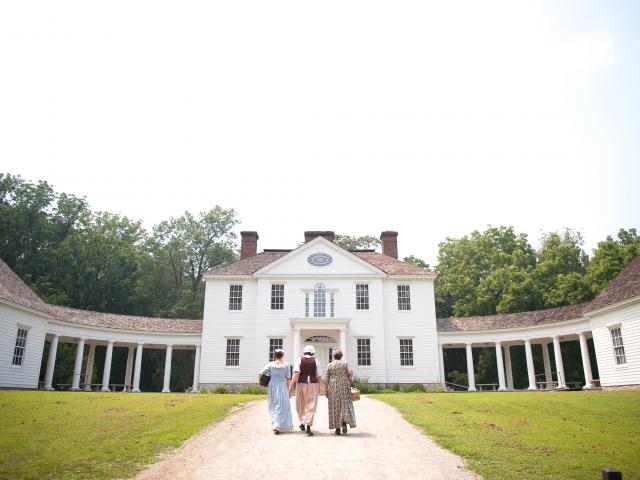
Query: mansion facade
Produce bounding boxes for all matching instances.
[1,230,639,392]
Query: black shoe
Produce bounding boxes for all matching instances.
[342,422,347,434]
[274,429,280,435]
[306,425,314,436]
[299,424,305,431]
[335,428,341,435]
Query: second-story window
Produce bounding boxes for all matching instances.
[314,283,326,317]
[229,285,243,310]
[271,284,284,310]
[397,285,411,311]
[356,284,369,310]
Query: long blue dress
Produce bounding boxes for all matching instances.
[259,361,293,431]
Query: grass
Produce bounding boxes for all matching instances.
[373,391,640,480]
[0,390,261,480]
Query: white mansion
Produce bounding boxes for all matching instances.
[1,230,639,392]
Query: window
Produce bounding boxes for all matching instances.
[356,284,369,310]
[330,293,335,317]
[305,293,310,317]
[397,285,411,310]
[400,339,414,366]
[226,338,240,366]
[314,283,326,317]
[12,328,28,366]
[271,284,284,310]
[229,285,243,310]
[610,327,626,365]
[357,338,371,366]
[269,338,283,361]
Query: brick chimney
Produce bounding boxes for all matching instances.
[240,231,258,259]
[380,231,398,259]
[304,231,335,243]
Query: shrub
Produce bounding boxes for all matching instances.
[448,370,468,387]
[407,383,426,393]
[199,387,211,394]
[214,386,230,394]
[239,385,268,395]
[353,376,380,394]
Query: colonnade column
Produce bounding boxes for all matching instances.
[101,341,114,392]
[542,342,553,387]
[495,342,506,391]
[438,344,446,387]
[524,339,537,390]
[504,345,514,390]
[465,343,476,391]
[293,328,301,360]
[552,336,566,389]
[132,343,143,392]
[578,333,594,389]
[191,345,202,393]
[43,334,59,391]
[162,345,173,393]
[339,328,346,358]
[83,344,96,391]
[70,338,86,391]
[124,346,135,391]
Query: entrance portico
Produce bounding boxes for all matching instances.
[290,317,349,366]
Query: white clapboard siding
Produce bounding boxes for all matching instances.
[0,303,48,389]
[590,301,640,387]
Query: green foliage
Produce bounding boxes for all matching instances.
[447,370,468,387]
[334,234,380,250]
[586,228,640,295]
[375,392,640,480]
[406,383,426,393]
[214,386,230,394]
[353,376,381,394]
[239,385,268,395]
[403,255,430,269]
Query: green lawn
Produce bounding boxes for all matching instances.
[373,391,640,480]
[0,391,261,480]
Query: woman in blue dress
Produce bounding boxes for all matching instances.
[258,349,293,434]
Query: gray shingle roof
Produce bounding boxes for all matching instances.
[0,259,51,315]
[583,255,640,313]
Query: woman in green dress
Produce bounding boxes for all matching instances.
[325,348,356,435]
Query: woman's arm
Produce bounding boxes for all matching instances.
[288,372,299,395]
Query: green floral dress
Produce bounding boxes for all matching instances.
[325,359,356,429]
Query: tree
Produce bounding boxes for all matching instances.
[334,235,380,250]
[403,255,430,269]
[586,228,640,294]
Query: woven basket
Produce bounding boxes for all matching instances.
[351,387,361,401]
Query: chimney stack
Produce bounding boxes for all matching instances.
[380,231,398,259]
[304,231,335,243]
[240,231,258,259]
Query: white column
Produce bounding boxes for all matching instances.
[191,346,202,393]
[43,334,59,391]
[578,333,594,389]
[293,328,301,360]
[524,339,536,390]
[504,345,514,390]
[70,338,86,391]
[542,342,553,388]
[438,344,446,387]
[552,336,566,389]
[465,343,476,391]
[339,328,346,357]
[162,345,173,393]
[132,343,143,392]
[124,346,135,391]
[101,341,114,392]
[83,344,96,391]
[495,342,506,391]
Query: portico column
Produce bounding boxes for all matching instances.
[552,336,566,389]
[495,342,506,391]
[578,333,594,389]
[70,338,86,391]
[542,342,553,387]
[43,334,59,391]
[504,345,514,390]
[101,341,114,392]
[191,346,202,393]
[339,328,346,358]
[524,339,536,390]
[293,328,301,360]
[465,343,476,391]
[162,345,173,393]
[124,346,135,391]
[132,343,143,393]
[83,344,96,391]
[438,344,446,387]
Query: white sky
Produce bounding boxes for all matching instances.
[1,1,638,265]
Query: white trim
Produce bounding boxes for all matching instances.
[583,295,640,317]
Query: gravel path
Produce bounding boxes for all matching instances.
[133,396,479,480]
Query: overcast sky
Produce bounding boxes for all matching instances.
[1,1,638,265]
